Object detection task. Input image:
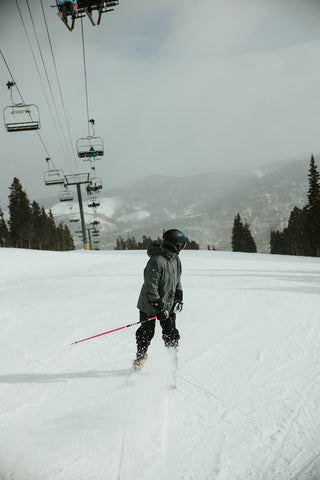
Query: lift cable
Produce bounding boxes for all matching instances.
[40,0,79,173]
[0,48,54,162]
[81,17,91,136]
[14,0,71,169]
[25,0,75,173]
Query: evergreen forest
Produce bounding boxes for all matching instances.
[114,235,200,250]
[0,178,74,251]
[270,155,320,256]
[2,156,320,257]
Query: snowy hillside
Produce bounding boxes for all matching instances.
[1,248,320,480]
[43,158,310,252]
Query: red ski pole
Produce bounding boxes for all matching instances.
[70,316,157,345]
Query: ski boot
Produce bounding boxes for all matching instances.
[133,351,148,370]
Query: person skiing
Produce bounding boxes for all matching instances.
[57,0,77,26]
[133,229,186,370]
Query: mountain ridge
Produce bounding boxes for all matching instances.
[44,157,311,252]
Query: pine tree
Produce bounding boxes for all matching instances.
[64,224,75,250]
[114,236,126,250]
[242,221,257,253]
[270,230,285,254]
[287,206,308,255]
[8,178,34,248]
[306,155,320,256]
[232,214,243,251]
[47,209,59,250]
[0,206,10,247]
[31,201,49,250]
[232,214,256,253]
[39,207,53,250]
[185,237,200,250]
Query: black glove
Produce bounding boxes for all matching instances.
[173,300,183,313]
[150,299,169,320]
[173,289,183,313]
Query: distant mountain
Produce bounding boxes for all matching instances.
[47,158,311,252]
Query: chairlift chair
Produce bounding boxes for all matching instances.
[4,103,40,132]
[76,136,104,160]
[59,189,73,202]
[90,219,100,226]
[87,197,100,208]
[44,169,65,186]
[87,177,103,193]
[69,214,80,223]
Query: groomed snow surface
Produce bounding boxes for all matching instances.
[1,248,320,480]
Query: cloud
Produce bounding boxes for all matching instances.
[1,0,320,207]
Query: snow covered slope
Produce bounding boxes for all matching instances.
[1,248,320,480]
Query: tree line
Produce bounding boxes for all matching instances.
[231,213,257,253]
[2,156,319,257]
[231,155,320,256]
[114,234,200,250]
[0,177,74,251]
[270,155,320,256]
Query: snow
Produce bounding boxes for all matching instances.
[117,210,151,223]
[1,248,320,480]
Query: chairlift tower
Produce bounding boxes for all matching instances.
[64,173,90,250]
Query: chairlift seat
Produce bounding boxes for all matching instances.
[4,104,40,132]
[59,190,73,202]
[76,136,104,160]
[44,169,65,186]
[87,197,100,208]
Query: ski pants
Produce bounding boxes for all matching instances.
[60,2,75,21]
[136,311,180,354]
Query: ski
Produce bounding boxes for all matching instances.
[97,2,104,25]
[70,15,75,30]
[58,13,73,31]
[85,8,96,26]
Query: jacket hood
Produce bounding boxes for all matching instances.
[147,242,177,260]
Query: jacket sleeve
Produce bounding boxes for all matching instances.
[176,256,182,293]
[143,256,162,302]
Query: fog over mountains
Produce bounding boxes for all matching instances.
[44,157,311,252]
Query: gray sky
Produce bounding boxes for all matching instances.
[1,0,320,208]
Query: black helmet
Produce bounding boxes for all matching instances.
[162,229,186,253]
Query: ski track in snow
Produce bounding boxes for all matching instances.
[1,249,320,479]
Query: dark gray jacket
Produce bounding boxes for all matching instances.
[137,243,182,316]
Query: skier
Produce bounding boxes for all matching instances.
[133,229,185,370]
[57,0,77,27]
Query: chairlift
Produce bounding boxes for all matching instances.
[3,103,40,132]
[69,214,80,223]
[59,189,73,202]
[44,169,65,186]
[87,197,100,208]
[87,177,103,193]
[90,218,100,226]
[92,232,99,237]
[54,1,119,31]
[76,136,104,160]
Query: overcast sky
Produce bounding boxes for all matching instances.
[1,0,320,208]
